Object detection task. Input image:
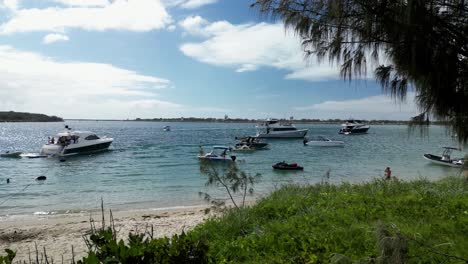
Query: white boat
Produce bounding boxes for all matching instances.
[256,119,308,138]
[163,126,171,131]
[305,136,344,147]
[423,147,465,168]
[41,126,113,156]
[339,120,370,134]
[198,146,236,161]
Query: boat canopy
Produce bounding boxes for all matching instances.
[443,147,461,151]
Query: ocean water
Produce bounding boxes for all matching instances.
[0,121,464,216]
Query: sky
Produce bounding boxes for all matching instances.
[0,0,419,120]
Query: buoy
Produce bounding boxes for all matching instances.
[36,176,47,181]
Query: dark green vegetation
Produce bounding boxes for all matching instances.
[252,0,468,143]
[0,111,63,122]
[2,176,467,263]
[131,117,448,125]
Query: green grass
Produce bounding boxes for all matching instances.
[191,176,468,263]
[1,176,467,263]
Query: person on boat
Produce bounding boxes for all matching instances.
[384,167,392,180]
[50,137,55,144]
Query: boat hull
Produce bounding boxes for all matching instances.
[0,151,22,158]
[339,126,370,134]
[272,165,304,170]
[257,129,308,138]
[423,154,463,168]
[41,139,113,156]
[198,156,234,162]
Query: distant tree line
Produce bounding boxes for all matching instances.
[132,117,448,125]
[0,111,63,122]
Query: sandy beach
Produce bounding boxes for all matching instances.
[0,206,209,263]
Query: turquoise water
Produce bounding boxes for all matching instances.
[0,121,463,216]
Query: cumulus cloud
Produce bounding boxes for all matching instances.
[178,15,208,36]
[163,0,217,9]
[52,0,110,7]
[0,0,173,34]
[3,0,18,10]
[42,33,69,44]
[180,0,217,9]
[179,19,340,81]
[0,45,182,119]
[293,92,418,120]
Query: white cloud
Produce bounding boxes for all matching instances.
[42,33,69,44]
[3,0,18,10]
[180,0,217,9]
[0,0,173,34]
[179,19,340,81]
[293,92,419,120]
[163,0,217,9]
[53,0,110,7]
[0,45,182,119]
[167,24,176,31]
[178,15,208,36]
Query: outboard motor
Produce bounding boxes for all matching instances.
[230,156,237,161]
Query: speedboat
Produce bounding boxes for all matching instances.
[305,136,344,147]
[256,119,308,138]
[235,136,269,149]
[272,161,304,170]
[163,126,171,131]
[339,120,370,134]
[198,146,236,162]
[423,147,465,168]
[41,126,113,156]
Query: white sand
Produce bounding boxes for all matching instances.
[0,206,209,263]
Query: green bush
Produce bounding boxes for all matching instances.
[79,228,209,264]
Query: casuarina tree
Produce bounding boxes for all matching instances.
[252,0,468,142]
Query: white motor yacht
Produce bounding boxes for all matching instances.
[339,120,370,134]
[256,119,308,138]
[41,126,113,156]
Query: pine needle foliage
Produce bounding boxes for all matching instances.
[252,0,468,143]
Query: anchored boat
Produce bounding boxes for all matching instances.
[423,147,465,168]
[41,126,113,156]
[256,119,308,138]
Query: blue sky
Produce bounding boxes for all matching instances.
[0,0,418,120]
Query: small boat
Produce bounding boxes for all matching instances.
[423,147,465,168]
[229,145,256,152]
[235,136,269,149]
[41,126,113,156]
[339,120,370,134]
[198,146,236,162]
[163,126,171,132]
[0,151,22,158]
[256,119,308,138]
[305,136,344,147]
[272,161,304,170]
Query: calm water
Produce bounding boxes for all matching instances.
[0,121,463,216]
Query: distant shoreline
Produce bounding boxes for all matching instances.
[63,118,447,126]
[0,111,63,122]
